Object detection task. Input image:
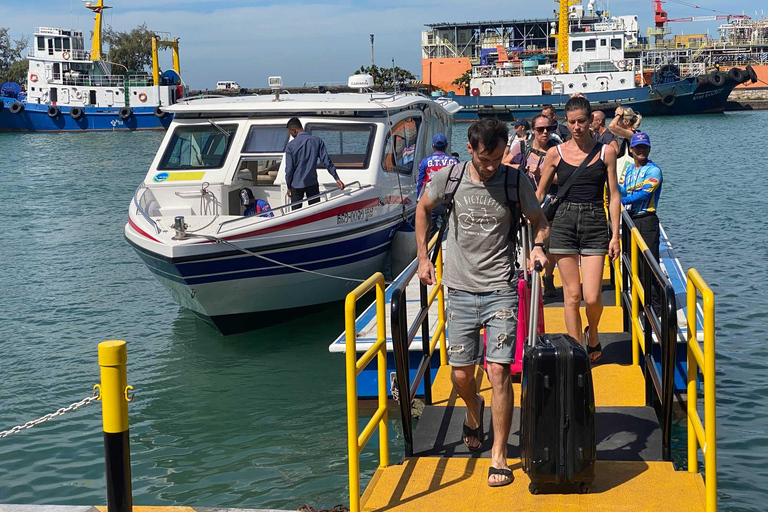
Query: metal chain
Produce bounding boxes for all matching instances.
[0,391,99,439]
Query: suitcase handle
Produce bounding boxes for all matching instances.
[528,262,543,347]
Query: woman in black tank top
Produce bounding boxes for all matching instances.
[535,96,622,362]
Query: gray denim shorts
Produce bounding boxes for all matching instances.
[549,201,610,256]
[446,287,519,367]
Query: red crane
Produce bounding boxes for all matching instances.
[653,0,749,27]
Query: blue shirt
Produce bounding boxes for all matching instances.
[618,160,662,215]
[284,131,340,189]
[417,151,459,196]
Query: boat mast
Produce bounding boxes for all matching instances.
[557,0,581,73]
[85,0,111,61]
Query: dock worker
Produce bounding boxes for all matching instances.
[416,118,550,488]
[417,133,459,238]
[542,104,571,144]
[284,117,345,210]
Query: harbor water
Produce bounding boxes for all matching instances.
[1,112,767,511]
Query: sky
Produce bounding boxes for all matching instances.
[4,0,765,89]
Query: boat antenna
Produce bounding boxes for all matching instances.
[392,57,397,93]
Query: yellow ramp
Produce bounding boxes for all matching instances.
[543,306,624,335]
[361,458,705,512]
[429,363,645,408]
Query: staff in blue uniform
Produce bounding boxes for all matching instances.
[418,133,459,238]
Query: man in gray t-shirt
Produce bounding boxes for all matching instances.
[416,118,549,488]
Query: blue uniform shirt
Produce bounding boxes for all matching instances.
[417,150,459,196]
[618,160,662,215]
[284,131,340,189]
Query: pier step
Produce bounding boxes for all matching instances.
[360,458,706,512]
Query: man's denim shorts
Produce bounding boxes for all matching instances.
[446,287,518,367]
[549,201,610,256]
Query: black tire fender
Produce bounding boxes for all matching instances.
[708,72,726,86]
[47,105,61,118]
[119,107,132,120]
[70,106,84,120]
[746,65,758,84]
[661,94,676,107]
[9,101,24,114]
[728,67,748,84]
[153,105,166,118]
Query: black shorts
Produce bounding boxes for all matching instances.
[549,202,610,256]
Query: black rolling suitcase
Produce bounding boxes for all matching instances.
[520,265,596,494]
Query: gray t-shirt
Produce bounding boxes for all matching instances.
[428,162,541,293]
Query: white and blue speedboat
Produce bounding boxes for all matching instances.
[124,76,460,333]
[0,1,184,132]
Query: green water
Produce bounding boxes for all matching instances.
[1,113,767,511]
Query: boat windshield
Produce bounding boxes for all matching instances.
[305,123,376,169]
[573,61,620,73]
[242,125,289,153]
[158,124,238,170]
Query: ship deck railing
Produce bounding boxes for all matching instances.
[342,211,718,512]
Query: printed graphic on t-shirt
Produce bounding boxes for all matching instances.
[454,193,506,236]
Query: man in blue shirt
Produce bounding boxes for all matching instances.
[284,117,345,210]
[417,133,458,197]
[619,131,662,263]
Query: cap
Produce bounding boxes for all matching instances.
[432,133,448,148]
[630,132,651,148]
[514,119,530,129]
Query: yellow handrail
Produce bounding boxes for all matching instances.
[630,227,649,365]
[427,235,448,366]
[686,269,717,512]
[345,272,388,512]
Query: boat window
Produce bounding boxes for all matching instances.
[54,38,62,52]
[63,38,71,51]
[235,157,282,186]
[611,38,622,50]
[585,39,596,51]
[601,39,607,47]
[158,124,238,171]
[382,116,421,175]
[37,37,45,51]
[242,125,289,153]
[305,123,376,169]
[571,40,583,52]
[573,61,619,73]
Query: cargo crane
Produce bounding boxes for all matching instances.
[649,0,750,45]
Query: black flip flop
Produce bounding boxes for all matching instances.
[584,326,602,362]
[488,466,514,487]
[462,396,484,451]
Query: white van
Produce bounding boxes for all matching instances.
[216,81,241,91]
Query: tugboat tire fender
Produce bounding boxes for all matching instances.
[708,72,726,87]
[661,94,675,107]
[9,101,24,114]
[119,107,132,120]
[70,106,84,120]
[746,65,758,84]
[153,106,166,118]
[47,105,60,118]
[728,67,748,84]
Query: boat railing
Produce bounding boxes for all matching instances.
[55,74,126,87]
[390,231,448,457]
[686,268,717,512]
[343,272,389,512]
[618,209,679,461]
[215,181,367,235]
[126,75,154,87]
[133,185,161,234]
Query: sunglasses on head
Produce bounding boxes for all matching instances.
[534,125,557,133]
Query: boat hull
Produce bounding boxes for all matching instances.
[0,99,172,132]
[452,77,738,120]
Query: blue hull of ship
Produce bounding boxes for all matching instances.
[0,99,172,132]
[453,77,737,121]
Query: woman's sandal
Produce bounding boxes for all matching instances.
[488,466,514,487]
[462,395,484,451]
[584,326,602,363]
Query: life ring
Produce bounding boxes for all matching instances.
[62,51,70,60]
[138,92,148,102]
[119,107,132,120]
[708,72,726,86]
[47,105,61,118]
[70,106,84,120]
[661,94,676,107]
[30,73,38,83]
[617,59,627,70]
[728,67,747,84]
[153,106,166,118]
[9,101,24,114]
[746,65,758,84]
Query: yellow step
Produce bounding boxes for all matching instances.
[543,306,625,335]
[361,458,706,512]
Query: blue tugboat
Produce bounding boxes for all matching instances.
[0,1,185,132]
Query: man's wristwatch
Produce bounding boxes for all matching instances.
[533,242,547,254]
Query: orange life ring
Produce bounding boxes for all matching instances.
[138,92,148,102]
[62,51,70,60]
[30,74,38,82]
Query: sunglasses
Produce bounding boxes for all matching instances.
[534,125,557,133]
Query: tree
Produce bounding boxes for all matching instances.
[102,24,154,75]
[0,27,28,83]
[452,69,472,88]
[6,58,28,84]
[355,64,415,88]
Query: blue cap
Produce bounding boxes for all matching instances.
[630,132,651,148]
[432,133,448,148]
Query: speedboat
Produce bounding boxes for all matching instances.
[125,75,460,333]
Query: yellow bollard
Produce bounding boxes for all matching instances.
[98,340,133,512]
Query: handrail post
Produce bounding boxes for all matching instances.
[98,340,133,512]
[660,282,675,461]
[642,254,653,407]
[437,246,447,366]
[345,294,362,512]
[686,276,698,476]
[630,230,640,367]
[702,278,717,512]
[391,287,414,457]
[376,280,389,469]
[420,281,433,406]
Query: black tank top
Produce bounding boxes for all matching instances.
[555,143,607,204]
